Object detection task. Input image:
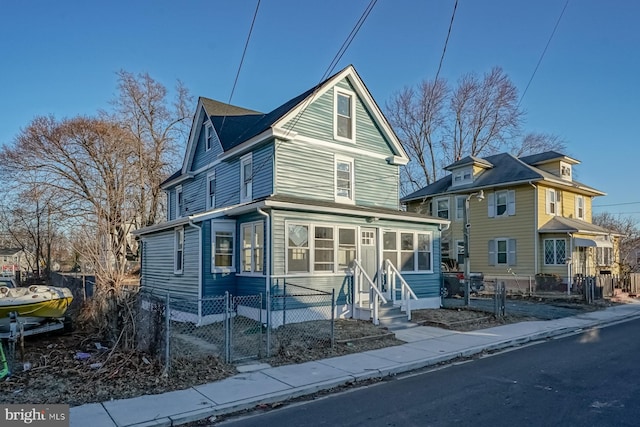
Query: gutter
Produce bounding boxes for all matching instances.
[188,219,203,325]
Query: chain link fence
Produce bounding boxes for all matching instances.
[267,281,335,360]
[134,283,335,373]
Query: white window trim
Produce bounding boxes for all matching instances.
[175,185,183,219]
[334,154,355,204]
[455,196,465,221]
[240,152,253,203]
[435,197,450,220]
[174,227,184,275]
[333,88,356,143]
[546,189,558,215]
[455,239,465,265]
[239,221,264,276]
[205,123,213,151]
[543,238,566,265]
[452,167,473,187]
[285,222,358,275]
[575,195,585,220]
[206,171,216,210]
[382,229,434,274]
[211,220,236,273]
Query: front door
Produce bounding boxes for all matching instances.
[360,228,377,304]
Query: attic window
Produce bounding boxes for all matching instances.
[561,165,571,177]
[335,90,355,142]
[205,124,213,151]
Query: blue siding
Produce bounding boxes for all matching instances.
[191,107,223,171]
[201,219,236,296]
[252,144,274,199]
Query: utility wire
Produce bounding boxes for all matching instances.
[216,0,379,208]
[219,0,261,137]
[518,0,569,107]
[593,201,640,207]
[433,0,458,85]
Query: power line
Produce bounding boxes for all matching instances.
[433,0,458,84]
[593,201,640,208]
[216,0,379,208]
[518,0,569,107]
[219,0,261,137]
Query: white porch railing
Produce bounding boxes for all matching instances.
[352,259,387,325]
[383,259,418,321]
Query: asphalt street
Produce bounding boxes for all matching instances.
[217,317,640,427]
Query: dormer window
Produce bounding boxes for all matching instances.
[452,167,473,187]
[560,162,572,180]
[335,89,355,142]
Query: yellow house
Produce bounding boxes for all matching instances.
[401,151,619,288]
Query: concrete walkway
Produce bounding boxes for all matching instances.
[70,302,640,427]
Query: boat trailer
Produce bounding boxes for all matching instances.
[1,312,67,378]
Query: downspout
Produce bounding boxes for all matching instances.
[257,208,270,327]
[529,182,538,275]
[188,219,203,325]
[567,232,574,295]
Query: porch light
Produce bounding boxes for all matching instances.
[463,190,484,306]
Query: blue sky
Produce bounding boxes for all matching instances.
[1,0,638,223]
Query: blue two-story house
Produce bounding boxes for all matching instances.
[135,65,449,326]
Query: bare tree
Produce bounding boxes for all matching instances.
[593,212,640,273]
[386,79,448,193]
[386,66,562,196]
[107,71,192,227]
[449,67,521,162]
[3,116,138,285]
[510,132,566,157]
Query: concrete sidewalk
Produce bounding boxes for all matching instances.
[70,302,640,427]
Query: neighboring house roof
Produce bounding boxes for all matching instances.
[401,151,605,203]
[538,216,611,235]
[519,150,579,166]
[0,248,22,256]
[444,155,494,171]
[134,194,448,236]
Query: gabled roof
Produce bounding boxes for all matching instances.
[203,85,319,151]
[538,216,611,235]
[401,151,605,203]
[165,65,409,188]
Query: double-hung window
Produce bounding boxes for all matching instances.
[314,227,334,272]
[241,222,264,274]
[544,239,566,265]
[212,221,235,272]
[287,224,310,273]
[174,227,184,274]
[488,190,515,217]
[240,153,252,202]
[175,185,183,219]
[335,90,355,141]
[575,195,585,220]
[489,238,517,266]
[205,124,213,151]
[435,198,449,219]
[455,196,465,221]
[335,155,354,203]
[546,189,558,215]
[207,171,216,209]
